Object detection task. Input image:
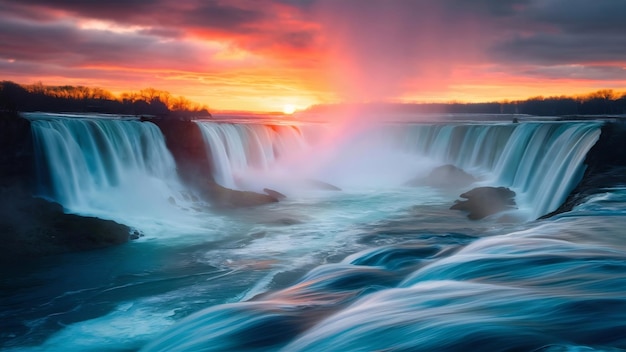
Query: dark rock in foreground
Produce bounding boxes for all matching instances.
[451,186,516,220]
[1,112,135,262]
[0,186,135,262]
[406,164,476,189]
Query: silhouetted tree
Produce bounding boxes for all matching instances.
[0,81,211,118]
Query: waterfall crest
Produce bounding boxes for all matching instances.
[195,120,601,218]
[30,115,602,220]
[195,122,306,189]
[30,116,186,218]
[395,122,601,218]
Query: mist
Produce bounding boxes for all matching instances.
[313,0,489,104]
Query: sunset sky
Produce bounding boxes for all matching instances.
[1,0,625,112]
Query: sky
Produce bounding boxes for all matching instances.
[1,0,625,112]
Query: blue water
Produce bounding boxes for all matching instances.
[2,113,624,351]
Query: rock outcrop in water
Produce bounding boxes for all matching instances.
[451,186,516,220]
[149,117,211,190]
[202,181,279,208]
[542,120,626,218]
[304,179,342,191]
[406,164,477,189]
[263,188,287,200]
[0,187,134,261]
[152,117,281,208]
[0,112,135,261]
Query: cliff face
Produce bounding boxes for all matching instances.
[542,120,626,219]
[149,118,213,189]
[150,118,278,207]
[0,112,34,189]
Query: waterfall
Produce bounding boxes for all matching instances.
[194,122,307,189]
[395,122,601,218]
[193,120,600,219]
[30,115,187,219]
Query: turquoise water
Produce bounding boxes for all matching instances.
[2,114,623,351]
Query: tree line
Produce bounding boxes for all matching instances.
[464,89,626,116]
[0,81,211,118]
[2,80,625,117]
[310,89,626,116]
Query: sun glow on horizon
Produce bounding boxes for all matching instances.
[282,104,297,115]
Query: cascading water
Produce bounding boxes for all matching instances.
[7,114,626,352]
[390,122,601,219]
[194,122,308,189]
[29,114,192,224]
[194,120,600,219]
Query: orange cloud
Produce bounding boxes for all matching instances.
[0,0,625,112]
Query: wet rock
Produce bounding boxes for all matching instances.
[263,188,287,200]
[406,164,476,189]
[0,112,34,189]
[203,182,279,208]
[150,118,212,190]
[0,113,136,262]
[451,186,516,220]
[0,186,134,262]
[305,179,342,191]
[266,218,303,226]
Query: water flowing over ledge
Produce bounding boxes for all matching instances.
[192,120,601,220]
[392,122,601,219]
[7,113,625,352]
[29,115,191,223]
[194,122,307,190]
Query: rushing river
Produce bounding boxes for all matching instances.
[2,113,624,352]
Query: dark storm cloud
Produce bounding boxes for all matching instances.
[0,0,315,61]
[183,2,267,32]
[0,0,623,99]
[0,15,206,70]
[442,0,531,16]
[528,0,626,35]
[494,33,626,66]
[0,0,270,33]
[489,0,626,66]
[523,65,626,81]
[0,17,81,62]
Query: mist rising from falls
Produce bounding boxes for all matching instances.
[194,122,310,190]
[29,115,602,222]
[195,120,600,219]
[30,116,192,225]
[393,122,601,218]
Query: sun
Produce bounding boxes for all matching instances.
[282,104,296,115]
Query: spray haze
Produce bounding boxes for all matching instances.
[315,0,487,105]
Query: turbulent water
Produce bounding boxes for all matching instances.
[2,113,625,352]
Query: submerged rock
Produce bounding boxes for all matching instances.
[263,188,287,200]
[203,181,279,208]
[451,186,516,220]
[406,164,476,189]
[304,179,342,191]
